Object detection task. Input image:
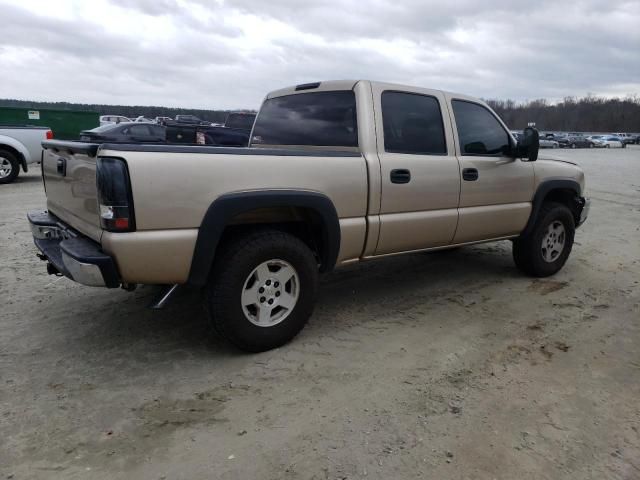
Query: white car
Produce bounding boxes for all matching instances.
[100,115,131,126]
[133,116,154,123]
[539,137,559,148]
[586,135,607,147]
[601,136,624,148]
[0,126,52,184]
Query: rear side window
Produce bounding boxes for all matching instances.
[452,100,510,155]
[226,113,256,130]
[128,125,151,136]
[381,91,447,155]
[252,91,358,147]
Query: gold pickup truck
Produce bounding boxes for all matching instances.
[29,80,590,352]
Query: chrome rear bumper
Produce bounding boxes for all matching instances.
[28,210,120,288]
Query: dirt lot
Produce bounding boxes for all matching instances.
[1,147,639,479]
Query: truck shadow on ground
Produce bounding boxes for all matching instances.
[13,173,44,184]
[64,242,520,364]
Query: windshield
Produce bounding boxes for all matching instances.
[88,123,128,133]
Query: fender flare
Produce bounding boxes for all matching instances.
[521,179,582,237]
[188,190,341,286]
[0,135,31,172]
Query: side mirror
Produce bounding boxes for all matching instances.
[520,127,539,161]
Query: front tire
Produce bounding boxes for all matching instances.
[0,149,20,184]
[513,202,575,277]
[205,230,319,352]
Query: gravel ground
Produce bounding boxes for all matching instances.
[1,146,639,479]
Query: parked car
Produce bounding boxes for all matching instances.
[224,112,257,131]
[175,114,210,125]
[31,80,589,352]
[586,135,607,147]
[155,116,172,124]
[99,115,131,126]
[81,121,249,147]
[79,123,165,143]
[539,137,559,148]
[0,125,52,184]
[133,116,154,123]
[601,136,624,148]
[558,134,594,149]
[613,133,636,145]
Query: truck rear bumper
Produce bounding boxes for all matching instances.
[28,210,120,288]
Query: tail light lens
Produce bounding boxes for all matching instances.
[96,157,135,232]
[46,130,53,140]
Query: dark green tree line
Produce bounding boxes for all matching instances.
[0,98,256,123]
[486,95,640,132]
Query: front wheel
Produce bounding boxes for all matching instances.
[570,143,576,149]
[513,202,575,277]
[205,229,319,352]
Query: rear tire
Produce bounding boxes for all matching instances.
[0,149,20,184]
[513,202,575,277]
[205,229,319,352]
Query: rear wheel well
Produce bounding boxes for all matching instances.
[216,207,328,267]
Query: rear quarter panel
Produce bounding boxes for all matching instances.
[98,148,369,278]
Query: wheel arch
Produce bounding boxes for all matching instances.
[521,179,582,237]
[188,190,341,286]
[0,137,30,172]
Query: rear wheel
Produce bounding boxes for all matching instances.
[0,149,20,184]
[205,229,319,352]
[513,202,575,277]
[570,143,576,149]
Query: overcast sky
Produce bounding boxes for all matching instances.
[1,0,638,110]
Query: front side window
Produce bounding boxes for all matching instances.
[452,100,510,155]
[381,91,447,155]
[252,91,357,147]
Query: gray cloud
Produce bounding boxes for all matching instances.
[0,0,637,109]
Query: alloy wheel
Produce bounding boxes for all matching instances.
[541,221,566,263]
[241,259,300,327]
[0,157,13,179]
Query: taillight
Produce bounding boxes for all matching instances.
[46,130,53,140]
[96,157,135,232]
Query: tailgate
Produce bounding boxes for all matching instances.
[42,142,102,242]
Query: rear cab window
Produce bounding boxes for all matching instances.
[451,100,511,155]
[381,91,447,155]
[251,91,358,148]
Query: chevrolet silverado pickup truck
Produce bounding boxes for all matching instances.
[0,125,53,184]
[28,80,590,352]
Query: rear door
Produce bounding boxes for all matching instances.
[446,95,534,243]
[372,84,461,255]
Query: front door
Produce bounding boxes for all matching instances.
[373,84,461,255]
[446,95,534,244]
